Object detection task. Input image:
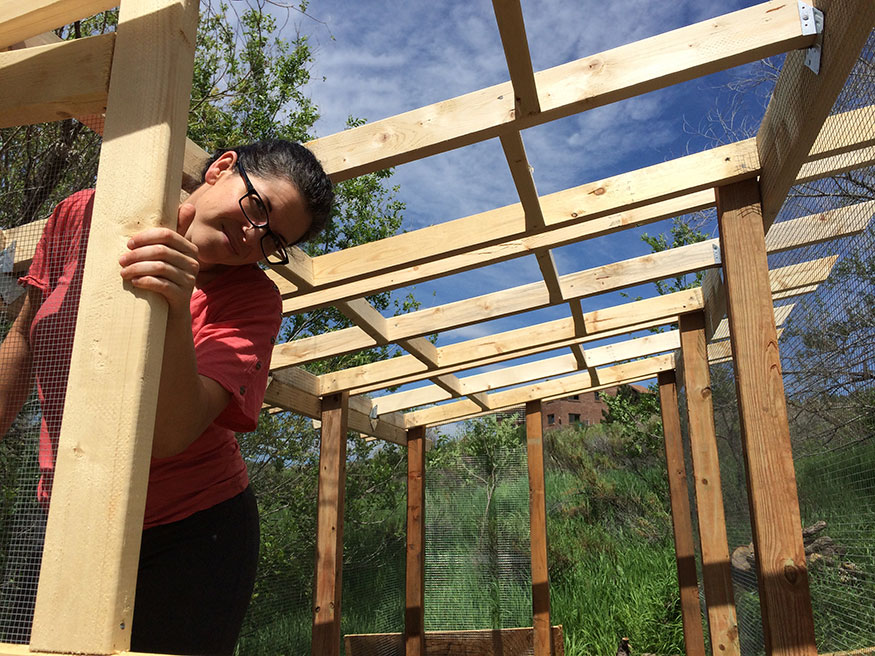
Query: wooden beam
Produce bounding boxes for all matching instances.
[404,426,426,656]
[263,372,408,445]
[679,313,740,656]
[312,391,349,656]
[305,1,811,181]
[657,371,706,656]
[404,354,674,428]
[370,330,681,415]
[0,0,117,50]
[716,179,816,656]
[0,33,113,128]
[757,0,875,228]
[279,239,721,366]
[29,0,198,652]
[491,0,539,117]
[526,401,552,656]
[345,627,565,656]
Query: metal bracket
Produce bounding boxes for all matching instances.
[712,242,722,266]
[798,1,825,74]
[369,404,379,430]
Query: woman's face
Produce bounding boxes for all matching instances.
[179,152,311,269]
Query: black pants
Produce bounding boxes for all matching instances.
[132,486,260,655]
[0,487,259,656]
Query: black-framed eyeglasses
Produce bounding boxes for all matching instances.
[236,161,290,265]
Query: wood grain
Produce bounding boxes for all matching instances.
[312,392,349,656]
[526,401,552,656]
[679,312,740,656]
[29,0,198,651]
[657,371,706,656]
[405,426,426,656]
[716,179,816,656]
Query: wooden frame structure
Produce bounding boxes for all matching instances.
[2,1,875,655]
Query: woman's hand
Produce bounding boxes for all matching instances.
[119,205,199,314]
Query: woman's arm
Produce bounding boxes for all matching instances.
[119,208,231,458]
[0,287,39,437]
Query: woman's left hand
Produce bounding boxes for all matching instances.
[119,206,200,314]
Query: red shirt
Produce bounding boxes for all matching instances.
[22,189,282,528]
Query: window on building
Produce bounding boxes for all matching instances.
[593,391,600,401]
[569,413,581,424]
[570,394,579,400]
[547,414,555,425]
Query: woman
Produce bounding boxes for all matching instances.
[0,140,333,654]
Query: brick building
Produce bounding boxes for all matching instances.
[540,384,648,432]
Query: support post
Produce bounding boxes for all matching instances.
[29,0,198,652]
[716,179,816,656]
[405,425,427,656]
[312,391,349,656]
[526,400,552,656]
[679,312,740,656]
[657,371,706,656]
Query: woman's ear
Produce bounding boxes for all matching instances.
[203,151,238,185]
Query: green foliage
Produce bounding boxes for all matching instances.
[601,386,663,464]
[639,214,710,295]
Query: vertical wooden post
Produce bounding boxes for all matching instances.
[526,400,552,656]
[657,371,707,656]
[29,0,198,652]
[717,179,816,656]
[405,425,427,656]
[311,391,349,656]
[679,312,740,656]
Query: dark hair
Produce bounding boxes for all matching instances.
[199,140,334,244]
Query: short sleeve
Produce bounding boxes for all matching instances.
[20,189,95,294]
[191,268,282,432]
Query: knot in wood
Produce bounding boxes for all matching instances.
[783,558,800,584]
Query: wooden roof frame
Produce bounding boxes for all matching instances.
[3,1,875,447]
[2,2,875,656]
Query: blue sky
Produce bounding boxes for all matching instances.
[274,0,776,398]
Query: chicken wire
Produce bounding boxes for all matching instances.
[0,117,102,643]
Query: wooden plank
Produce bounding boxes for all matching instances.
[312,391,349,656]
[370,330,681,415]
[797,145,875,185]
[0,0,117,50]
[405,426,426,656]
[526,401,552,656]
[279,240,719,367]
[346,626,565,656]
[491,0,539,117]
[0,33,113,128]
[657,371,706,656]
[306,1,810,181]
[28,0,198,652]
[282,191,715,314]
[716,179,816,656]
[757,0,875,229]
[404,354,674,428]
[0,645,161,656]
[263,375,407,445]
[295,140,754,303]
[679,312,740,656]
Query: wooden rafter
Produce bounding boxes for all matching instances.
[0,33,113,128]
[0,0,117,50]
[303,1,813,181]
[491,0,539,117]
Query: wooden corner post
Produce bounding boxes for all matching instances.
[29,0,198,652]
[312,391,349,656]
[405,425,427,656]
[678,312,740,656]
[526,400,552,656]
[716,179,816,656]
[657,370,706,656]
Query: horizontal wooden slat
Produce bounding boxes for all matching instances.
[0,0,117,50]
[275,240,720,367]
[372,330,682,414]
[306,1,811,181]
[345,626,565,656]
[403,354,675,428]
[0,32,113,127]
